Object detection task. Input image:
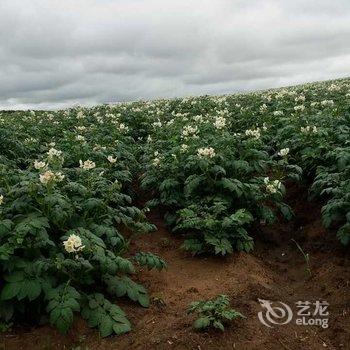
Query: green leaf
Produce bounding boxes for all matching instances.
[133,252,167,271]
[337,223,350,245]
[82,294,131,337]
[181,238,203,254]
[205,236,233,256]
[27,280,41,301]
[112,323,131,334]
[0,300,14,322]
[104,275,149,307]
[46,284,80,334]
[1,282,21,300]
[100,316,113,337]
[220,178,243,197]
[194,317,210,329]
[213,320,225,331]
[277,203,294,220]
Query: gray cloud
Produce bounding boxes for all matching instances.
[0,0,349,109]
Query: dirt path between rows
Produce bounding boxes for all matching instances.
[1,185,350,350]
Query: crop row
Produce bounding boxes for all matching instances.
[0,77,349,335]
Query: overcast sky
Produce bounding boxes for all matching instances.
[0,0,349,110]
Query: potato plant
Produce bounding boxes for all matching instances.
[1,77,350,336]
[187,295,244,331]
[0,112,160,337]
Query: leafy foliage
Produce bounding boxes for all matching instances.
[0,111,159,336]
[1,77,350,338]
[82,293,131,336]
[133,252,167,271]
[103,275,149,307]
[311,144,350,245]
[187,295,244,331]
[46,284,80,334]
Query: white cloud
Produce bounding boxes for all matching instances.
[0,0,349,109]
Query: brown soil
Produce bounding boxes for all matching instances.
[1,185,350,350]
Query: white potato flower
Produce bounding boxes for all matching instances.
[266,184,277,194]
[213,116,226,129]
[278,148,290,157]
[119,123,129,131]
[55,172,65,182]
[63,234,84,253]
[39,171,65,184]
[0,195,4,205]
[152,158,161,166]
[76,135,85,142]
[301,126,317,134]
[259,104,268,113]
[328,84,341,92]
[245,128,261,139]
[180,144,189,153]
[167,119,174,126]
[47,148,62,158]
[273,180,282,189]
[39,171,56,184]
[34,160,46,170]
[193,115,203,122]
[264,177,282,194]
[197,147,216,158]
[76,126,86,132]
[294,105,305,112]
[79,159,96,170]
[321,100,334,107]
[152,121,162,128]
[107,155,117,163]
[295,95,306,102]
[182,125,198,138]
[76,111,85,119]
